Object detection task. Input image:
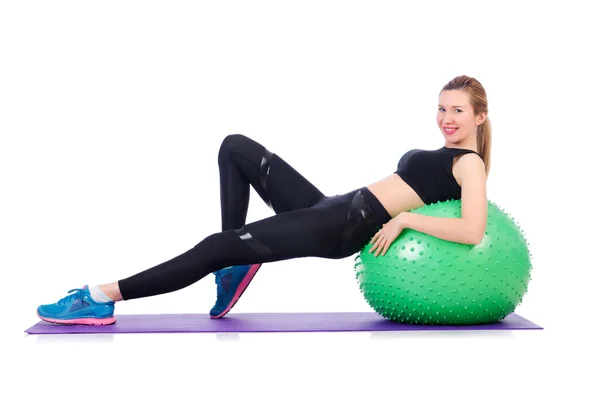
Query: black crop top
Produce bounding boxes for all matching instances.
[395,146,484,205]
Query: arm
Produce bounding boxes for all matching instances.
[369,154,488,256]
[398,154,488,245]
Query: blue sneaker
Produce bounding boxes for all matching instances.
[210,264,261,319]
[37,285,116,325]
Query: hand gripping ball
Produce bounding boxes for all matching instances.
[354,199,532,325]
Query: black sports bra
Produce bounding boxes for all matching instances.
[395,146,484,205]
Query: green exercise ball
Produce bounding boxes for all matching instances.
[354,199,532,325]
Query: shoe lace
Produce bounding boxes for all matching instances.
[58,288,85,305]
[213,267,234,283]
[212,269,233,294]
[212,271,222,283]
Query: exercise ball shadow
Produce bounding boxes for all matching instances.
[355,199,532,325]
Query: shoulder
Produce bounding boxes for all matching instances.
[454,152,486,186]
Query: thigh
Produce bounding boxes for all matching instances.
[268,152,327,212]
[232,203,346,262]
[221,134,326,212]
[229,188,380,263]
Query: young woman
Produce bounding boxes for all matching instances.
[36,75,491,325]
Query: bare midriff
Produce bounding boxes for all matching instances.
[367,174,425,219]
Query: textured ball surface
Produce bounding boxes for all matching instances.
[354,199,532,325]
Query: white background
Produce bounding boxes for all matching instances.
[2,1,599,396]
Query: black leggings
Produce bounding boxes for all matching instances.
[118,134,392,300]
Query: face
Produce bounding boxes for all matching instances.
[437,89,486,148]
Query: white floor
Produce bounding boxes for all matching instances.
[7,308,596,397]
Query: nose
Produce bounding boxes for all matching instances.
[442,116,454,125]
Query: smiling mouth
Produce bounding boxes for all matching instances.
[444,127,458,134]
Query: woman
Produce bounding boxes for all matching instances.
[36,75,491,325]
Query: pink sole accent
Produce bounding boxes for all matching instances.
[211,263,261,319]
[37,313,116,326]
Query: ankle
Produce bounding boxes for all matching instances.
[99,283,123,302]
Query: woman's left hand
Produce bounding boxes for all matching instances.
[369,214,406,257]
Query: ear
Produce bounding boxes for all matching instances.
[476,112,487,126]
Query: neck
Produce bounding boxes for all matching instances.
[444,136,478,152]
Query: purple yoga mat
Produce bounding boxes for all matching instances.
[24,312,542,334]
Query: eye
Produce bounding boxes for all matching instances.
[438,108,462,113]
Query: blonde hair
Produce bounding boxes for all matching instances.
[440,75,492,176]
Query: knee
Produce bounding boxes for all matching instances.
[218,134,250,164]
[193,232,226,268]
[220,133,250,152]
[195,231,221,249]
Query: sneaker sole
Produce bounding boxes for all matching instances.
[37,311,116,326]
[210,263,261,319]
